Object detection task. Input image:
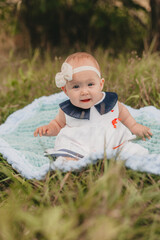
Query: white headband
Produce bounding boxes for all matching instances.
[55,62,101,88]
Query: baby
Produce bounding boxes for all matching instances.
[34,52,152,161]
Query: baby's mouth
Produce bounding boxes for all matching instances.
[80,99,91,102]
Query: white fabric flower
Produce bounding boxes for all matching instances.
[55,62,73,88]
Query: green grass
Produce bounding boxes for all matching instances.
[0,49,160,240]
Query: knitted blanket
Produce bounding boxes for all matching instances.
[0,92,160,179]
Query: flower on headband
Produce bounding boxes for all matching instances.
[55,62,73,88]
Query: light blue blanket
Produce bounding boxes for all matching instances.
[0,92,160,179]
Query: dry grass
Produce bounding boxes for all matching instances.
[0,49,160,240]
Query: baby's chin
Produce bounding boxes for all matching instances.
[77,102,94,109]
[70,100,94,109]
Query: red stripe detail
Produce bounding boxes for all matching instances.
[113,141,125,150]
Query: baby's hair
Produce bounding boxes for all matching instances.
[65,52,101,72]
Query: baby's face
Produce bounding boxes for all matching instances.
[63,70,104,109]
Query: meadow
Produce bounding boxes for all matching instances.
[0,49,160,240]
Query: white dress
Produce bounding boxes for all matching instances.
[46,92,148,159]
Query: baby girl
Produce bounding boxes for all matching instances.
[34,52,152,161]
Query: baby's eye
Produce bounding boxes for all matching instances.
[88,83,94,86]
[73,85,79,89]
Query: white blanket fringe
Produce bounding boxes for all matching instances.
[0,92,160,179]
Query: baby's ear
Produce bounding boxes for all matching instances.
[100,78,105,89]
[61,86,68,95]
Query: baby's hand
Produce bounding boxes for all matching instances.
[131,123,152,141]
[34,125,54,137]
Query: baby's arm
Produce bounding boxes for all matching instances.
[118,102,152,141]
[34,108,66,137]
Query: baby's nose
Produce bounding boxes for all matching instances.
[81,88,88,95]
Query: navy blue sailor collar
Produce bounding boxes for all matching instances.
[59,92,118,120]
